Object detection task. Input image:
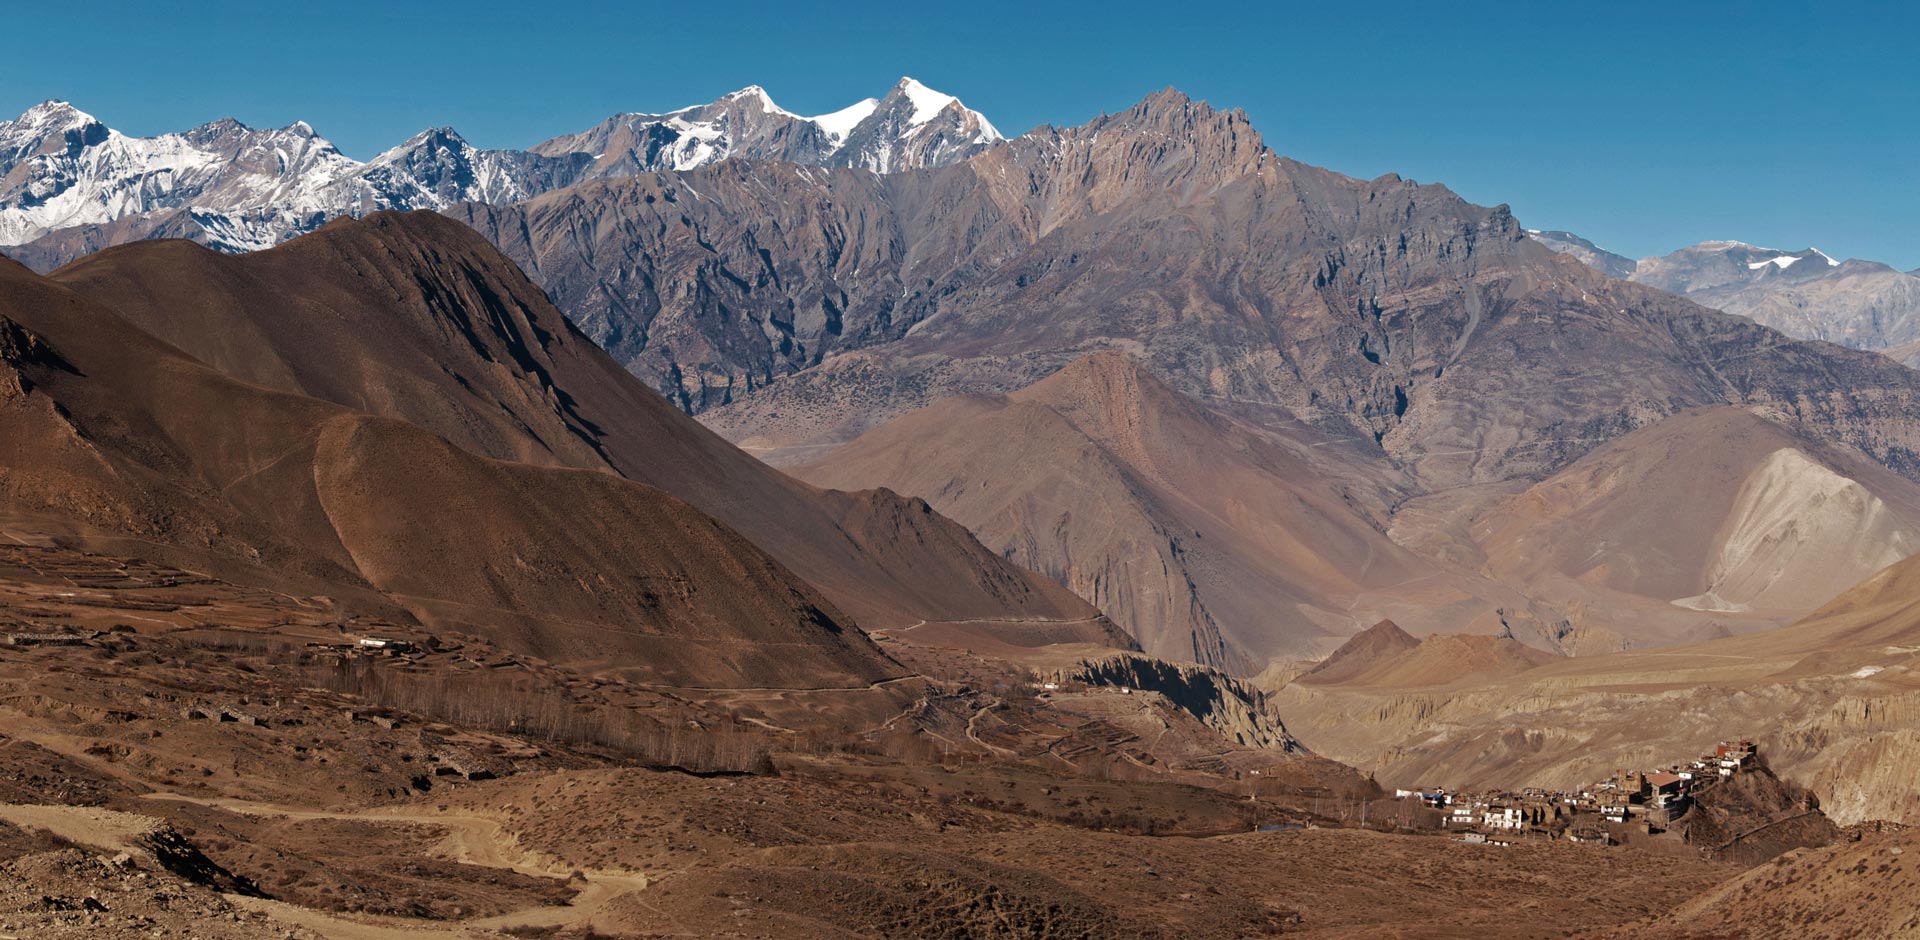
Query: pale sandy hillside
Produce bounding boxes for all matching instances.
[1272,549,1920,824]
[1423,407,1920,640]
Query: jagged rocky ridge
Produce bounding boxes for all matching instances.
[0,78,999,260]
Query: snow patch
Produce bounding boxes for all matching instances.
[809,98,878,143]
[0,80,1007,250]
[1851,665,1884,679]
[897,77,957,127]
[1747,249,1843,271]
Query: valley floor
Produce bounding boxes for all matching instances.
[0,540,1900,940]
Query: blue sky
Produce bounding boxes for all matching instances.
[4,0,1914,267]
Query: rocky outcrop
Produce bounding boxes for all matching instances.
[1042,654,1298,751]
[0,311,73,400]
[0,805,258,895]
[1676,756,1838,864]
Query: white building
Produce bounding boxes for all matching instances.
[1483,805,1526,830]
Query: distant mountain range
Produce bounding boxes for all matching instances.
[12,81,1920,672]
[1529,231,1920,366]
[0,77,999,259]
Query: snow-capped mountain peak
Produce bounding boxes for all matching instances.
[1745,247,1843,271]
[897,77,956,126]
[818,77,1004,172]
[526,79,1004,176]
[887,77,1002,140]
[0,100,110,169]
[8,100,100,134]
[721,85,791,115]
[0,81,1009,252]
[373,126,470,161]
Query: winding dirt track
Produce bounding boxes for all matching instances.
[136,792,655,938]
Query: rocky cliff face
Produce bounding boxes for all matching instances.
[457,90,1920,506]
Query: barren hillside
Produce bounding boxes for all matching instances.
[47,212,1111,640]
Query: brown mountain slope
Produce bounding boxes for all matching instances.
[1296,626,1559,689]
[1729,548,1920,657]
[795,353,1557,668]
[46,212,1109,642]
[1355,633,1561,688]
[0,254,895,689]
[800,353,1914,666]
[1293,621,1421,685]
[1583,827,1920,940]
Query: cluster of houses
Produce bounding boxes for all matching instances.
[307,634,537,675]
[306,635,419,657]
[1393,740,1761,848]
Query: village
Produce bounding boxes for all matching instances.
[1388,739,1768,849]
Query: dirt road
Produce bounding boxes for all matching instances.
[133,792,654,938]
